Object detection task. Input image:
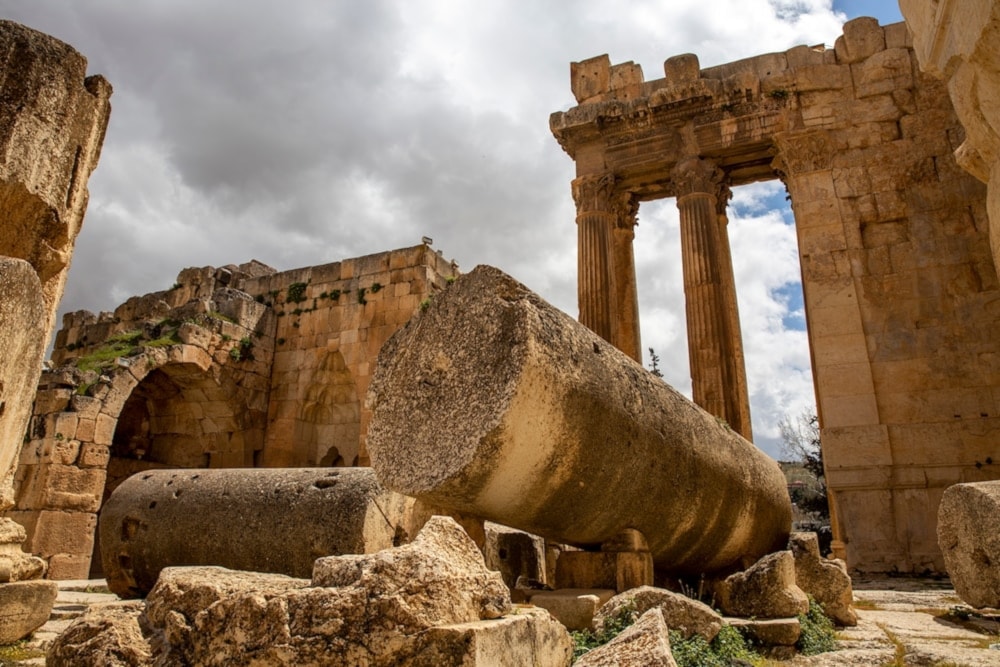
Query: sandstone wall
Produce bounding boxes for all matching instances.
[551,18,1000,573]
[4,244,456,578]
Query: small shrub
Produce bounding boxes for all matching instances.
[420,297,432,311]
[229,336,254,362]
[357,287,367,305]
[670,624,759,667]
[797,597,837,655]
[286,282,308,304]
[370,282,383,293]
[570,602,637,660]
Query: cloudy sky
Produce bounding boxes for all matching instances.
[3,1,904,459]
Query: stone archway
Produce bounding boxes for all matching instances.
[9,333,270,579]
[295,350,360,467]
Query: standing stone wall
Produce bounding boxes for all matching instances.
[3,244,456,578]
[551,18,1000,573]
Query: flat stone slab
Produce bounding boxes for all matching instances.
[526,588,615,631]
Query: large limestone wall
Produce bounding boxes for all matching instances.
[244,244,457,468]
[0,21,111,512]
[551,18,1000,573]
[4,244,456,578]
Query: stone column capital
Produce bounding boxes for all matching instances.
[612,191,639,230]
[572,173,617,214]
[671,157,725,200]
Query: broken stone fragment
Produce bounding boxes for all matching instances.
[46,601,151,667]
[368,264,791,575]
[99,467,419,598]
[594,585,722,642]
[0,578,58,645]
[575,607,678,667]
[53,516,558,665]
[937,480,1000,608]
[716,550,809,619]
[790,532,857,626]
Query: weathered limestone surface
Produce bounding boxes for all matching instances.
[0,259,45,511]
[483,522,546,588]
[594,585,723,642]
[937,481,1000,608]
[46,600,151,666]
[0,578,57,644]
[99,467,418,598]
[368,265,792,575]
[52,517,573,666]
[716,551,809,619]
[900,0,1000,270]
[552,18,1000,575]
[790,532,857,626]
[575,607,678,667]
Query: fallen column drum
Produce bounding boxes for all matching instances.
[367,265,792,575]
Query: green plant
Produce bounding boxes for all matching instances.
[370,282,383,293]
[420,297,432,311]
[446,275,456,285]
[254,294,265,303]
[670,625,760,667]
[768,88,789,100]
[797,597,836,655]
[570,602,637,660]
[287,282,308,304]
[357,287,367,305]
[277,337,286,345]
[229,336,255,362]
[73,329,144,372]
[331,289,342,300]
[648,347,664,378]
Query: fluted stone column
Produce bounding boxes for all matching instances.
[673,158,752,439]
[715,186,752,441]
[612,192,642,361]
[574,174,617,345]
[573,174,642,361]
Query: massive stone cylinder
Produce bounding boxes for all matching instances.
[368,265,791,575]
[99,467,417,598]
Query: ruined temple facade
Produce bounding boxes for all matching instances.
[552,18,1000,573]
[5,244,457,578]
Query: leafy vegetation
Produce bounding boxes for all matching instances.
[797,597,837,655]
[570,602,638,660]
[670,625,761,667]
[286,281,308,304]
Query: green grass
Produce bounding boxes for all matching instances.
[798,597,837,655]
[0,640,44,664]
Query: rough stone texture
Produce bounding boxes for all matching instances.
[99,467,419,598]
[526,589,614,632]
[937,480,1000,608]
[594,585,722,642]
[53,517,568,665]
[551,18,1000,575]
[716,551,810,619]
[555,550,653,592]
[483,522,546,588]
[901,0,1000,274]
[0,578,58,644]
[790,532,857,626]
[574,607,677,667]
[368,265,791,575]
[0,20,110,511]
[46,600,151,667]
[4,244,457,579]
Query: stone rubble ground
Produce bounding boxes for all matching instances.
[6,576,999,666]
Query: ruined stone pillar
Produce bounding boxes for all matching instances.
[672,158,751,439]
[574,174,618,345]
[368,265,791,575]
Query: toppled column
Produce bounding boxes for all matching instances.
[367,265,791,575]
[99,468,420,598]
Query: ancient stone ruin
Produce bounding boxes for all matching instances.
[551,16,1000,575]
[0,20,111,644]
[4,6,1000,665]
[6,245,457,580]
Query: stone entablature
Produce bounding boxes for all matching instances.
[5,244,457,578]
[552,18,1000,573]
